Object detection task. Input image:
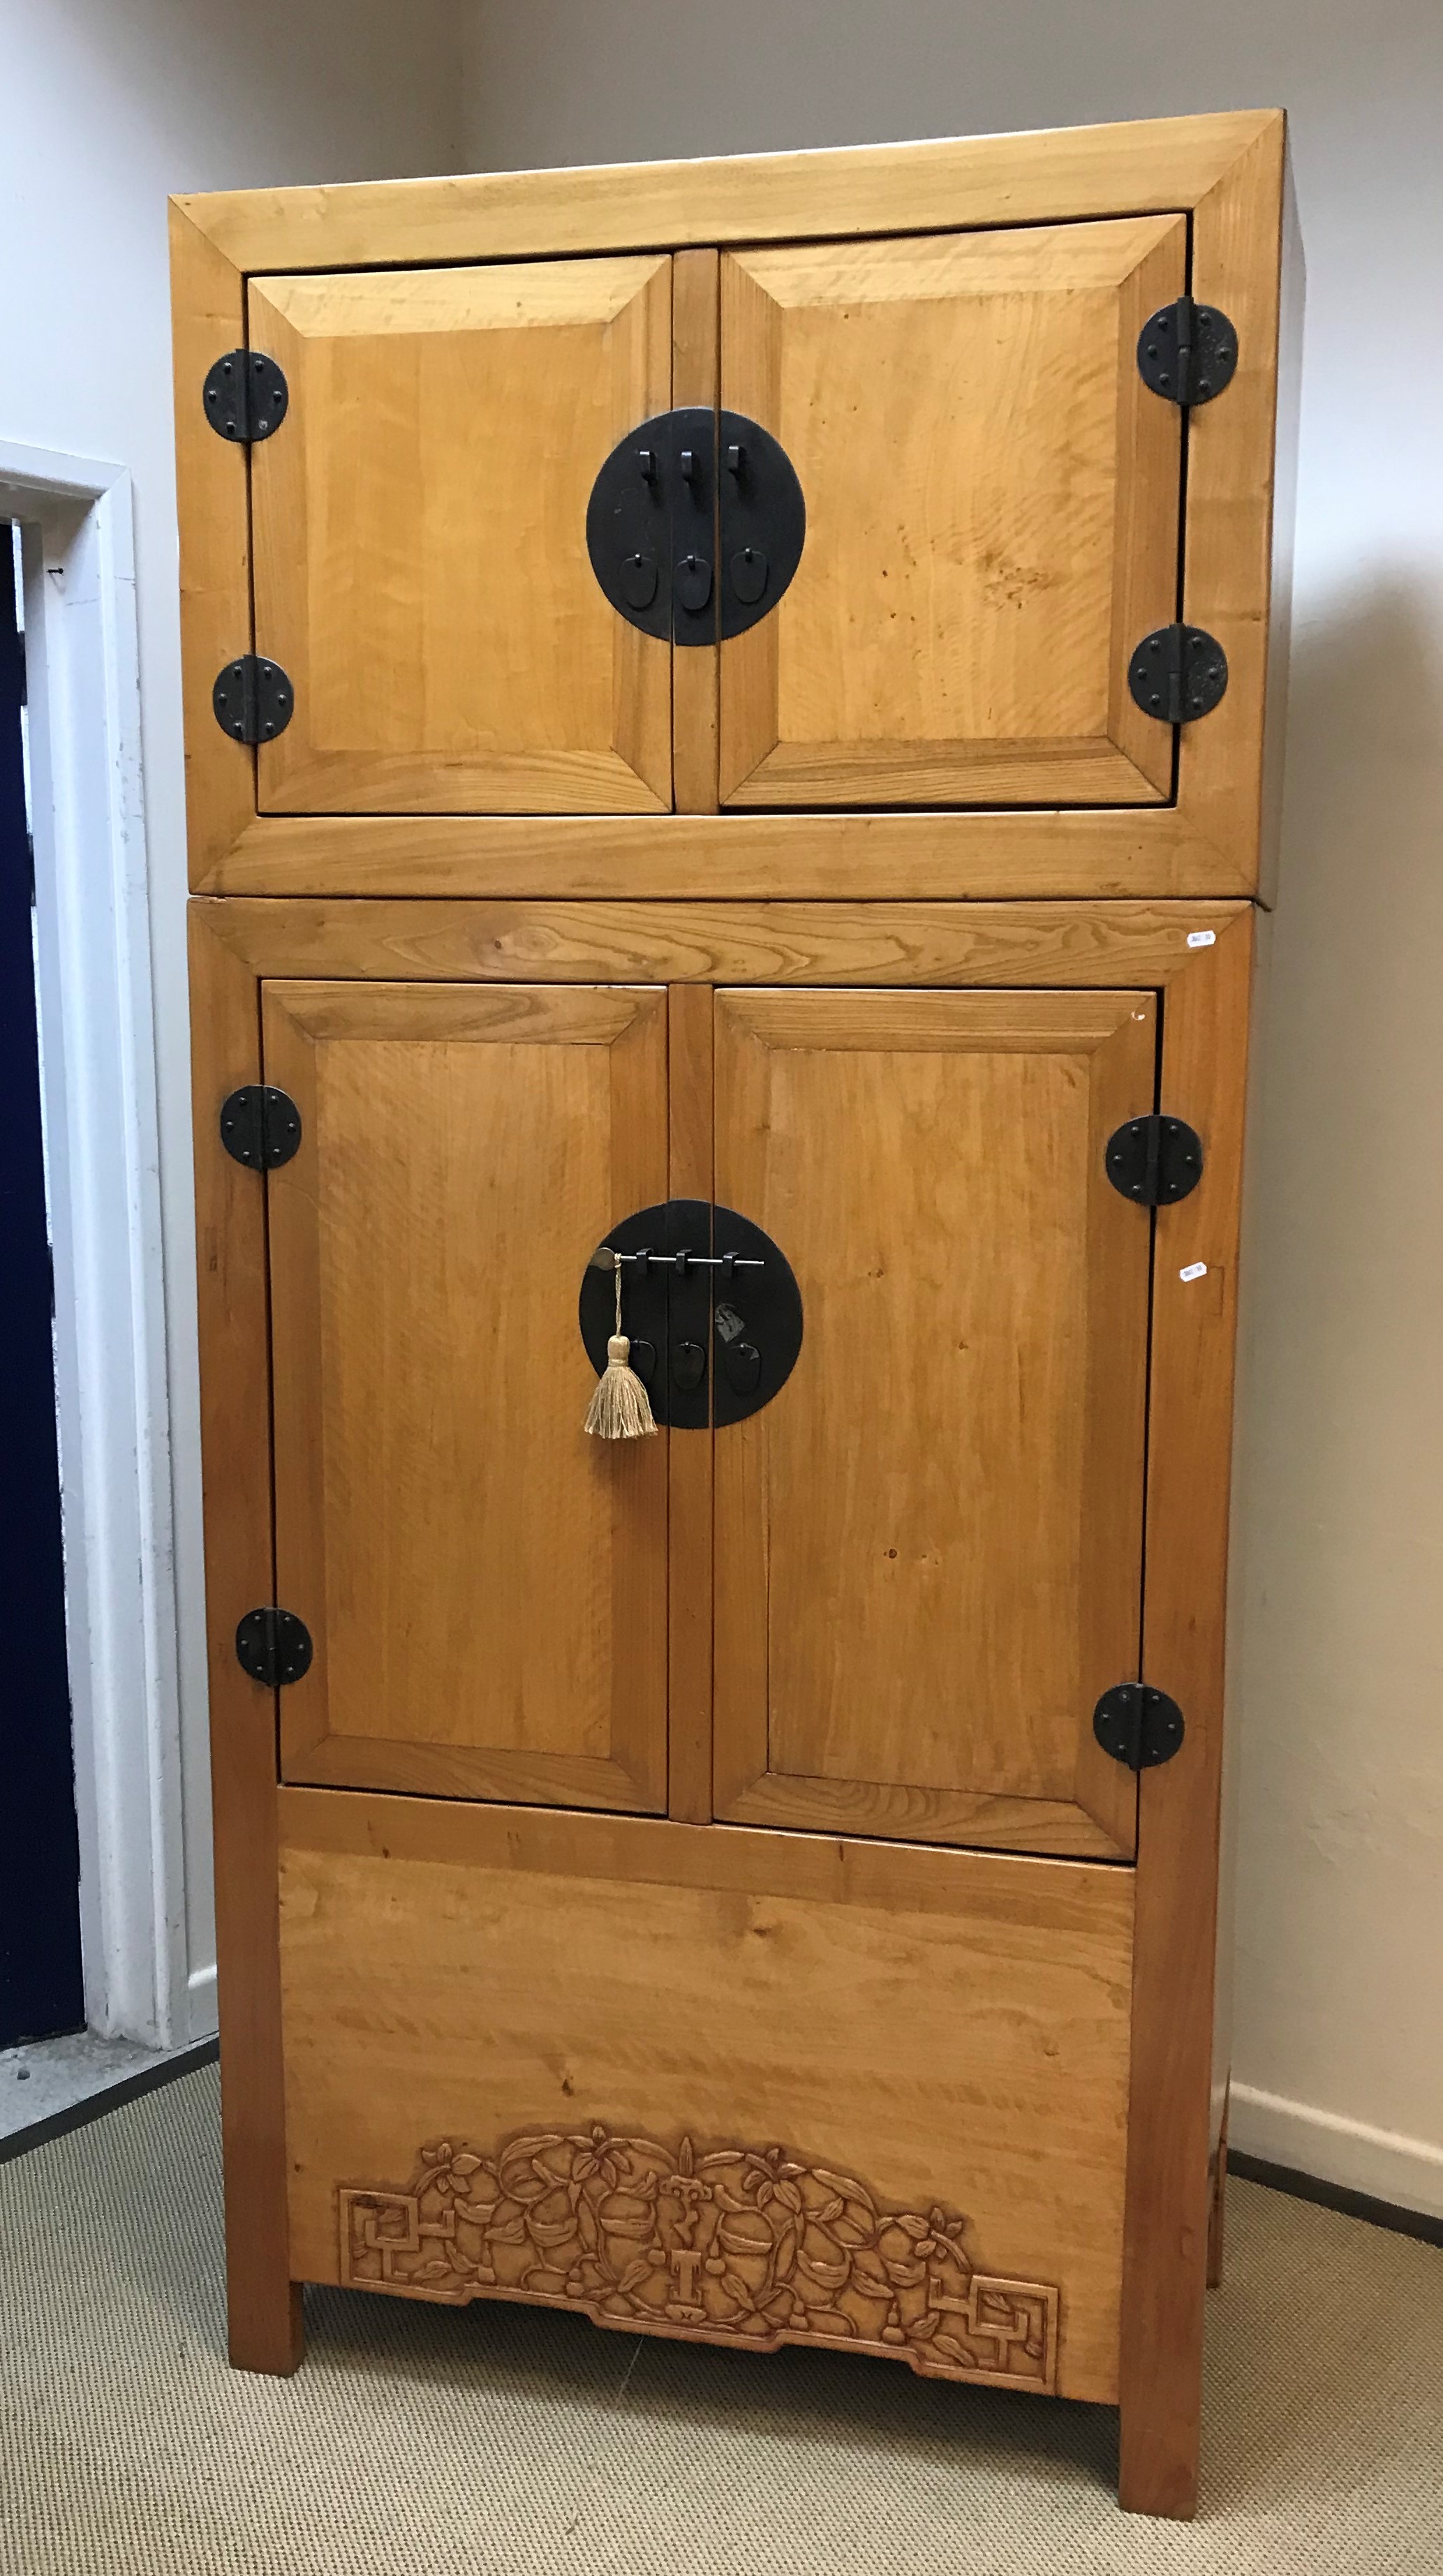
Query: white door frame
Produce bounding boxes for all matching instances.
[0,439,192,2050]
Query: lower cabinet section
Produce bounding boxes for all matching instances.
[277,1789,1134,2404]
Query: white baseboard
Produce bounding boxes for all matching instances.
[1230,2082,1443,2221]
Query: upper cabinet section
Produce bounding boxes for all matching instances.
[249,258,672,814]
[172,111,1294,897]
[718,220,1184,807]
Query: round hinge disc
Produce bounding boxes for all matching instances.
[1137,302,1238,405]
[1127,627,1229,722]
[202,348,289,441]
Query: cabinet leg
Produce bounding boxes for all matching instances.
[228,2272,305,2377]
[1117,2378,1201,2521]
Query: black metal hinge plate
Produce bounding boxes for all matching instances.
[1137,297,1238,407]
[1105,1115,1204,1207]
[203,349,289,442]
[1093,1683,1185,1770]
[586,408,806,643]
[219,1085,302,1171]
[1127,624,1229,725]
[235,1607,313,1688]
[212,654,295,744]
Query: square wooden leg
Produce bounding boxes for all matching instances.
[228,2272,305,2376]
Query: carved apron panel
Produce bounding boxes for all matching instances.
[338,2124,1060,2395]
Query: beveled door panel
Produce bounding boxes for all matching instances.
[250,258,672,814]
[262,981,668,1810]
[718,218,1185,807]
[713,988,1156,1856]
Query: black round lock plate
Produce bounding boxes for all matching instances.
[1136,302,1238,405]
[711,1203,803,1427]
[585,409,805,643]
[715,418,804,641]
[579,1200,803,1428]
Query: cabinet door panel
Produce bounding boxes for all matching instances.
[713,989,1154,1856]
[251,259,672,814]
[719,219,1184,808]
[263,981,667,1810]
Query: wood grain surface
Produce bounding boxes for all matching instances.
[1118,907,1255,2515]
[278,1787,1134,2403]
[188,909,303,2374]
[196,895,1249,989]
[719,220,1183,806]
[262,980,669,1810]
[176,112,1279,271]
[249,258,672,814]
[712,989,1152,1855]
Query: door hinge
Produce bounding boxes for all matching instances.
[1127,624,1228,724]
[1137,297,1238,408]
[1093,1683,1185,1771]
[219,1085,303,1170]
[202,349,289,443]
[586,408,806,643]
[212,654,295,743]
[235,1607,313,1688]
[1105,1115,1204,1207]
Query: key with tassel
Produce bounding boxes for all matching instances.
[584,1250,658,1440]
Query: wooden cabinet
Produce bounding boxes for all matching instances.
[176,111,1298,2523]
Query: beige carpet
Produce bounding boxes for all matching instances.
[1,2064,1440,2575]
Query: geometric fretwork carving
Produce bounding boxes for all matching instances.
[339,2125,1060,2395]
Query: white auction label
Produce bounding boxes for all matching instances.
[1186,930,1217,949]
[1179,1262,1208,1283]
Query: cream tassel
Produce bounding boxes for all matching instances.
[584,1253,657,1440]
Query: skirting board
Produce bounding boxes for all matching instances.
[1229,2082,1443,2224]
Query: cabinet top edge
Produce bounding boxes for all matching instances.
[170,110,1286,278]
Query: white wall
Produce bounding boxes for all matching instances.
[461,3,1443,2211]
[0,0,464,2039]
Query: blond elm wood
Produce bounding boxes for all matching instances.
[1118,907,1255,2518]
[671,250,720,814]
[666,983,715,1823]
[719,220,1183,807]
[170,205,253,887]
[175,113,1278,271]
[1174,117,1288,885]
[194,895,1249,990]
[276,1788,1134,2404]
[261,981,669,1811]
[1257,146,1305,913]
[174,114,1288,901]
[188,909,302,2375]
[249,259,672,815]
[193,810,1260,903]
[712,990,1151,1857]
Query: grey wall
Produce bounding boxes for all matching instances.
[464,3,1443,2207]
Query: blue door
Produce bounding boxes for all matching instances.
[0,527,84,2047]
